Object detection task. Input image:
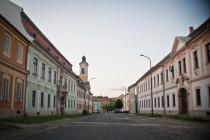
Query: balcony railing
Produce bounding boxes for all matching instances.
[57,85,68,94]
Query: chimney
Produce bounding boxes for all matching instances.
[189,26,193,34]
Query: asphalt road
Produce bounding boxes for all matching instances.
[21,113,210,140]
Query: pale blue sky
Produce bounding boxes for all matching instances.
[12,0,210,97]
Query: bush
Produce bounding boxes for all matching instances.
[83,110,89,115]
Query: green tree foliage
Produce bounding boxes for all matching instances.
[102,103,115,111]
[115,99,123,109]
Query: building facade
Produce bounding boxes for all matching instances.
[128,84,137,114]
[130,18,210,119]
[0,0,33,117]
[79,56,93,113]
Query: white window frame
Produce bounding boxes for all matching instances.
[16,43,23,64]
[15,79,22,102]
[3,32,11,57]
[1,74,10,101]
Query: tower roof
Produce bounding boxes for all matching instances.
[82,56,86,62]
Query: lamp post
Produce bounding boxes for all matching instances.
[140,54,153,116]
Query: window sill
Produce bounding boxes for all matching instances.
[32,73,38,76]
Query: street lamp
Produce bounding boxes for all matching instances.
[140,54,153,116]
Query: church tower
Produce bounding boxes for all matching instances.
[79,56,89,82]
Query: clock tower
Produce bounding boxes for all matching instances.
[79,56,89,82]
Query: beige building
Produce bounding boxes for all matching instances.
[131,18,210,119]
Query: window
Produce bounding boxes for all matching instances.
[206,43,210,63]
[48,67,51,82]
[196,89,201,106]
[74,84,75,93]
[154,98,156,108]
[68,99,70,108]
[53,71,56,84]
[3,33,11,56]
[170,65,175,78]
[208,86,210,106]
[48,94,51,108]
[1,77,9,101]
[41,63,45,79]
[81,68,85,74]
[154,77,156,87]
[148,99,150,108]
[146,99,148,108]
[160,72,163,84]
[65,79,67,88]
[53,95,56,108]
[68,81,70,91]
[172,94,176,107]
[157,74,159,86]
[183,58,186,73]
[16,44,23,62]
[148,80,150,89]
[167,95,169,107]
[71,82,73,92]
[33,57,38,74]
[158,97,160,108]
[41,92,44,108]
[32,90,36,107]
[15,80,22,102]
[178,60,182,75]
[145,82,147,91]
[194,51,199,68]
[166,69,169,82]
[71,99,73,108]
[162,96,164,107]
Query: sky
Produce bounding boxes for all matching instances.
[11,0,210,97]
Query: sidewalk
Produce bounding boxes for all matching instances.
[0,117,79,140]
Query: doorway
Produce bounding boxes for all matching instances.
[179,88,188,114]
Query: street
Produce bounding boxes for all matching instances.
[2,113,209,140]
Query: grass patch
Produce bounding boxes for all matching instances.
[168,115,210,123]
[1,115,64,124]
[0,122,20,131]
[0,113,84,125]
[138,113,162,118]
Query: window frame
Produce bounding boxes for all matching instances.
[172,94,176,107]
[48,67,52,82]
[206,43,210,63]
[193,50,199,69]
[1,74,10,101]
[183,58,187,73]
[3,32,11,57]
[32,90,36,107]
[196,88,201,106]
[40,92,44,108]
[15,79,22,102]
[33,57,38,75]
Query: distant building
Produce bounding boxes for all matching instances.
[92,96,113,112]
[128,84,137,114]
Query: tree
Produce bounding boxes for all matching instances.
[115,99,123,109]
[102,103,115,111]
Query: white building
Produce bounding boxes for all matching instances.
[132,18,210,119]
